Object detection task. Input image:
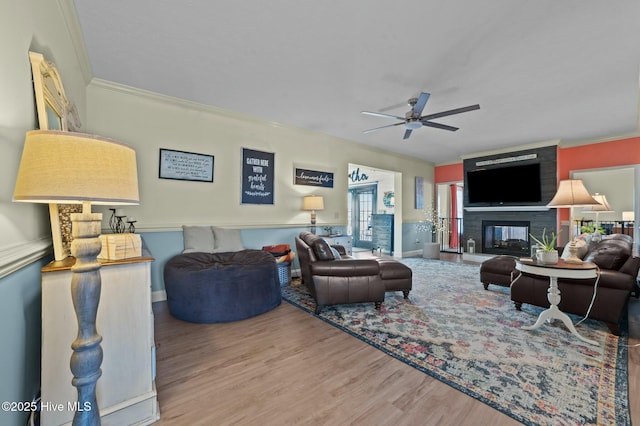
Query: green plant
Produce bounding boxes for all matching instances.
[580,224,604,234]
[529,228,560,252]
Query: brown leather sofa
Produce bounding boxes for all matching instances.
[510,234,640,335]
[295,231,412,313]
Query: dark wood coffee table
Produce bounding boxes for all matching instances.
[515,258,599,346]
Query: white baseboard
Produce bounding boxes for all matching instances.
[151,290,167,303]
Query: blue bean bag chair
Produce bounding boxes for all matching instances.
[164,250,281,323]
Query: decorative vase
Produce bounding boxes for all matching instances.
[536,249,558,264]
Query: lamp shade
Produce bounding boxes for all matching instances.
[302,195,324,211]
[622,211,635,221]
[546,179,599,208]
[13,130,139,205]
[581,193,613,213]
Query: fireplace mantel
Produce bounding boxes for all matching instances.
[464,206,550,212]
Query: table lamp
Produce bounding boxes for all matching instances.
[547,179,599,264]
[13,130,139,425]
[302,195,324,232]
[580,193,614,242]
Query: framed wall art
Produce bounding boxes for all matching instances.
[415,176,425,209]
[29,51,83,260]
[241,148,274,204]
[294,167,334,188]
[159,148,214,182]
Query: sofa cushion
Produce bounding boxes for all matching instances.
[583,239,631,270]
[182,225,215,253]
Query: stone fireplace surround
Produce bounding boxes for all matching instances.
[462,145,558,256]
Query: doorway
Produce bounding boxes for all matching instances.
[348,184,377,250]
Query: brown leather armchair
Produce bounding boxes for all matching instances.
[511,234,640,335]
[295,231,385,313]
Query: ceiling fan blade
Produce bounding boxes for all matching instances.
[363,121,405,134]
[361,111,405,120]
[403,129,413,140]
[412,92,430,116]
[421,120,459,132]
[420,104,480,121]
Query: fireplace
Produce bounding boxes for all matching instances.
[482,220,530,256]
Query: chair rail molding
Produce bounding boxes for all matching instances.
[0,238,52,279]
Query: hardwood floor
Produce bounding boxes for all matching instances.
[152,254,639,425]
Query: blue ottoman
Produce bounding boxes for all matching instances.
[164,250,281,323]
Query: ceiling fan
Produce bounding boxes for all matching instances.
[361,92,480,140]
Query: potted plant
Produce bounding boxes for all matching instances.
[417,208,445,259]
[529,228,560,264]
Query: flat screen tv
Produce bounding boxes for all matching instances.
[466,163,542,204]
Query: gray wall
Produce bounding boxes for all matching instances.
[462,146,558,253]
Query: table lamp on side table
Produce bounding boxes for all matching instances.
[546,179,599,264]
[303,195,324,233]
[580,193,614,242]
[13,130,139,426]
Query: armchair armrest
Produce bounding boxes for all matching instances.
[619,256,640,278]
[310,259,380,277]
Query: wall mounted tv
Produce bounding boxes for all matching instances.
[466,163,542,204]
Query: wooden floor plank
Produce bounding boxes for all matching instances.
[152,256,639,425]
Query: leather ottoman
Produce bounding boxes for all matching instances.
[480,255,519,290]
[378,259,412,298]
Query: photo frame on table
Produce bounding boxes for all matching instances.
[241,148,274,204]
[29,51,83,261]
[159,148,214,182]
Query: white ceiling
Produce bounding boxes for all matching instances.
[72,0,640,164]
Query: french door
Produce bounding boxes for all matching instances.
[348,185,377,249]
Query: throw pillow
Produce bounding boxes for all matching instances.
[560,239,588,260]
[182,225,215,253]
[311,239,335,261]
[330,246,342,259]
[212,227,245,252]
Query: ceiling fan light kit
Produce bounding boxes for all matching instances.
[362,92,480,140]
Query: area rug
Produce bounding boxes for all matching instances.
[282,258,630,425]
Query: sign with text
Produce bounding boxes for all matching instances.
[241,148,274,204]
[159,148,214,182]
[294,167,334,188]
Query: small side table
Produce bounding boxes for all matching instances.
[515,258,599,346]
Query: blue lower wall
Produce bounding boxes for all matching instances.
[0,257,51,426]
[141,223,428,294]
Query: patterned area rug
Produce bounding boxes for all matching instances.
[282,258,630,425]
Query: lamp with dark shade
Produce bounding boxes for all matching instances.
[546,179,599,264]
[13,130,139,425]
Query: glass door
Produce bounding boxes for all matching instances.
[348,185,377,249]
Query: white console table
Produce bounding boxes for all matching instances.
[41,254,159,426]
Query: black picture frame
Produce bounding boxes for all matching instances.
[241,148,275,204]
[294,167,334,188]
[159,148,214,182]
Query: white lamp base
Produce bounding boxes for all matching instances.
[563,239,583,264]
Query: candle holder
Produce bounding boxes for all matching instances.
[109,208,117,233]
[115,215,126,233]
[127,220,137,234]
